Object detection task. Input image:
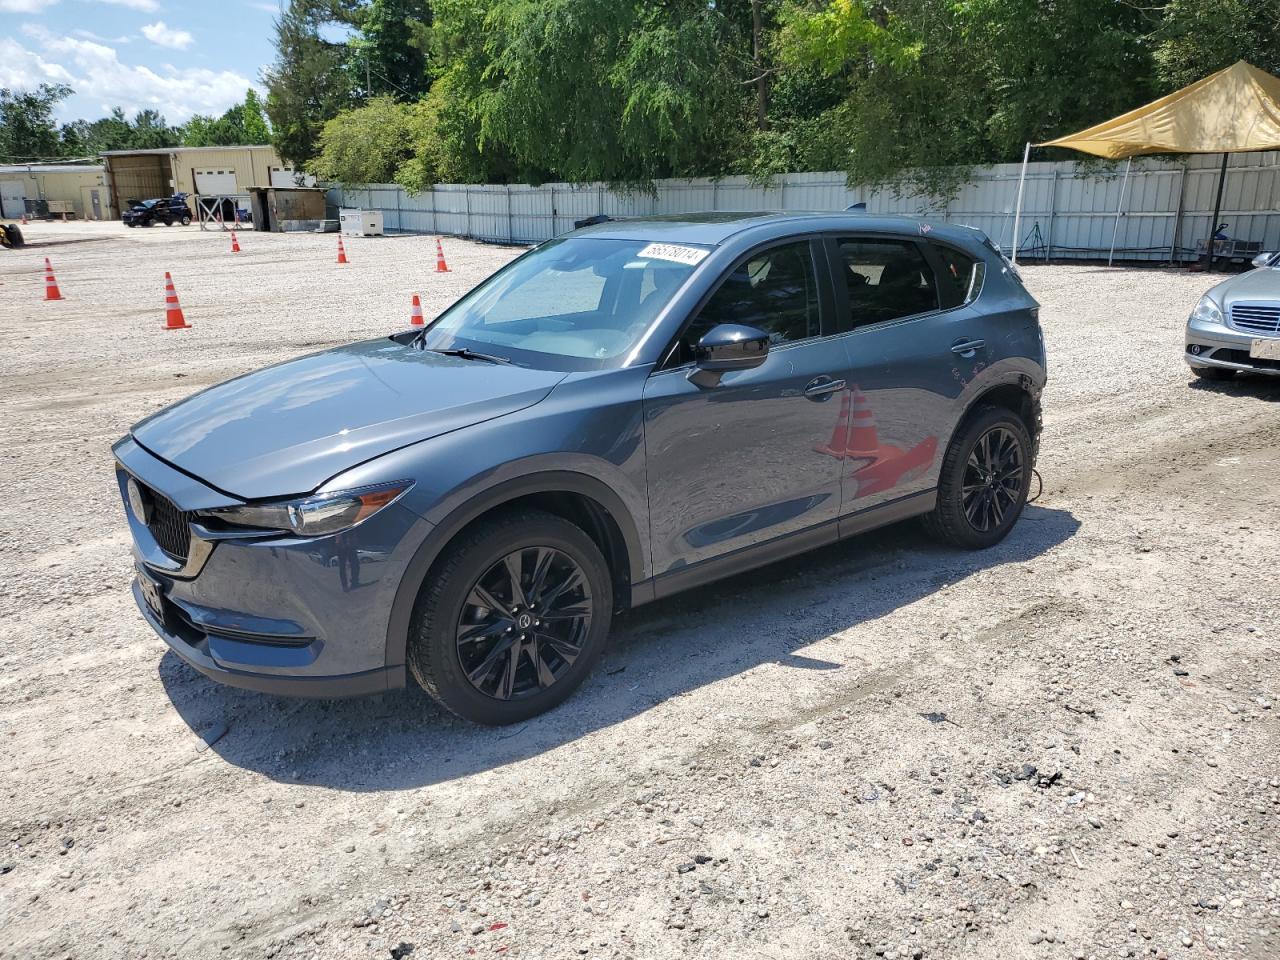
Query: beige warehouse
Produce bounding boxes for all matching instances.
[0,164,113,221]
[100,145,311,217]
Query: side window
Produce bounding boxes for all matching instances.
[836,238,939,329]
[677,240,820,363]
[931,242,982,306]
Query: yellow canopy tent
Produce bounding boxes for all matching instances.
[1012,61,1280,266]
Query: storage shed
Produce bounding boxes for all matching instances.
[246,186,331,232]
[0,164,112,220]
[100,146,313,216]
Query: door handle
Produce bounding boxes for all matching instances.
[803,376,846,400]
[951,338,985,357]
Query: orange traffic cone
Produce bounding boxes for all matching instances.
[163,272,190,330]
[410,294,425,326]
[814,390,851,458]
[43,257,63,300]
[21,212,29,225]
[337,235,349,264]
[434,237,450,273]
[844,385,880,457]
[230,230,241,253]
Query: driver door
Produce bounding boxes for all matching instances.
[641,238,851,581]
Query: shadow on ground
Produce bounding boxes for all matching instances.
[161,505,1080,791]
[1187,373,1280,402]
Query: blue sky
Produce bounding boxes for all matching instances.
[0,0,283,126]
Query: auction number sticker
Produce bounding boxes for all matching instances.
[637,243,710,266]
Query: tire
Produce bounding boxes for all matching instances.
[5,225,23,249]
[126,222,137,228]
[923,406,1033,549]
[1192,365,1234,382]
[407,509,613,724]
[180,215,191,226]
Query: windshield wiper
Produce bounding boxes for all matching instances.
[424,346,513,365]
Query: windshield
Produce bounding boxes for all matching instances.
[417,237,707,370]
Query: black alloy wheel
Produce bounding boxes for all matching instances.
[960,426,1025,533]
[456,546,592,701]
[923,406,1033,549]
[407,508,612,724]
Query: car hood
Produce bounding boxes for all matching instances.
[1216,268,1280,304]
[131,338,566,499]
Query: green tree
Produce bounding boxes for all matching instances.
[350,0,432,98]
[777,0,1154,197]
[433,0,750,184]
[1154,0,1280,88]
[265,0,358,165]
[0,83,73,161]
[307,95,438,188]
[181,90,273,146]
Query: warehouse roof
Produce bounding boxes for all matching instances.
[99,145,274,156]
[0,164,104,174]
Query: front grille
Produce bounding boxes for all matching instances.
[1229,303,1280,334]
[144,486,192,561]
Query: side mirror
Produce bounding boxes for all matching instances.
[1252,252,1277,268]
[687,324,770,388]
[693,324,770,371]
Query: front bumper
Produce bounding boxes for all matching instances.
[116,436,431,697]
[1185,317,1280,376]
[133,580,402,696]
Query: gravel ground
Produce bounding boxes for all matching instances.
[1,221,1277,960]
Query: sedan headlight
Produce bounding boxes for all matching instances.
[199,481,412,537]
[1190,295,1223,326]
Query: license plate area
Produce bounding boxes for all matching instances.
[1250,338,1280,360]
[136,566,169,629]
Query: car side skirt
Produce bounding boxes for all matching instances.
[639,489,937,603]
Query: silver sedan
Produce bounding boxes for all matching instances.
[1186,252,1280,379]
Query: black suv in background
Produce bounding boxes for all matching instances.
[122,194,193,227]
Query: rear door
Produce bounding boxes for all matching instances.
[824,234,987,514]
[642,238,851,577]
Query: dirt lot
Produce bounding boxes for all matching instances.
[1,220,1277,960]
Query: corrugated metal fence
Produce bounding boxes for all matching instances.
[331,151,1280,262]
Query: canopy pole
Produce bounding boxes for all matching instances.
[1206,152,1229,272]
[1107,158,1132,267]
[1011,142,1031,264]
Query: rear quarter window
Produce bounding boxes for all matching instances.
[930,243,984,306]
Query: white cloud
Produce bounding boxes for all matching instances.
[87,0,160,11]
[11,26,258,123]
[0,0,59,12]
[74,28,131,43]
[141,21,193,50]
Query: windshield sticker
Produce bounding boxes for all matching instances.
[637,243,709,266]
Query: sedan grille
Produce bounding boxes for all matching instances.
[1229,303,1280,335]
[144,486,192,561]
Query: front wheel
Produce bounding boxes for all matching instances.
[407,509,613,724]
[923,406,1033,549]
[5,225,23,249]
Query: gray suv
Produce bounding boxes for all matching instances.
[114,213,1046,724]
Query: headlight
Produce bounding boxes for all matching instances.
[200,481,412,537]
[1190,295,1223,325]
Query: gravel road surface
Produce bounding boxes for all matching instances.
[1,221,1277,960]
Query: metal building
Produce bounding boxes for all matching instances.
[0,164,112,221]
[100,146,312,217]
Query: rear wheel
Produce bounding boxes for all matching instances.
[923,406,1032,549]
[1192,365,1234,382]
[5,225,23,249]
[407,509,612,724]
[179,215,192,226]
